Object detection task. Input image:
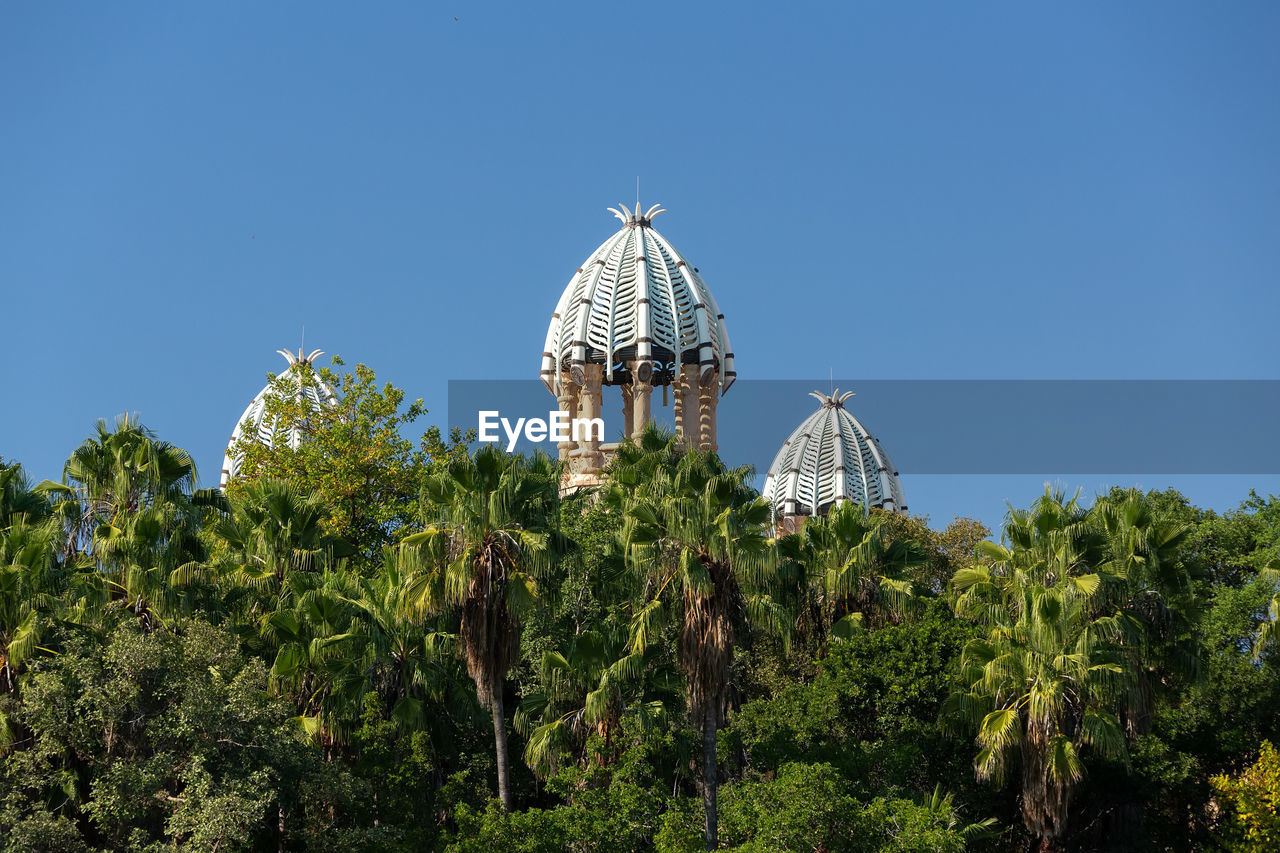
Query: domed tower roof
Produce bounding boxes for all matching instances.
[220,348,336,489]
[762,390,906,518]
[540,203,735,394]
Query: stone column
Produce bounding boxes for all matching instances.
[679,364,699,447]
[555,374,579,464]
[698,373,718,453]
[630,361,653,441]
[574,364,606,474]
[620,382,634,443]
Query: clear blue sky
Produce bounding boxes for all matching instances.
[3,2,1278,534]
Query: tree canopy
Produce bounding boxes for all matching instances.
[3,406,1278,852]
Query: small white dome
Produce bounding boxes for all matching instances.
[220,349,336,489]
[762,390,906,518]
[540,204,735,394]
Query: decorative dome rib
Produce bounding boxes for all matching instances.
[220,348,336,489]
[540,203,735,394]
[761,390,906,517]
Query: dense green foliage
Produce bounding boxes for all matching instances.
[2,384,1278,851]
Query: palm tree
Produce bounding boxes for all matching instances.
[263,568,371,746]
[341,553,476,738]
[606,430,783,850]
[514,613,677,778]
[945,489,1136,853]
[0,464,73,748]
[777,500,923,649]
[44,416,198,553]
[38,416,205,628]
[400,445,565,810]
[1091,488,1198,733]
[215,478,340,613]
[0,461,51,527]
[0,518,61,745]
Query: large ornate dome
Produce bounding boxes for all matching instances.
[540,203,735,395]
[762,390,906,519]
[220,348,336,489]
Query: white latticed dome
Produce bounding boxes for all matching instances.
[540,203,735,395]
[762,390,906,519]
[220,348,336,489]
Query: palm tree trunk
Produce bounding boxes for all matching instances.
[491,682,513,811]
[703,706,718,850]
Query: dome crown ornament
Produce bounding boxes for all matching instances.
[607,202,667,228]
[277,348,326,367]
[811,389,855,409]
[762,388,906,521]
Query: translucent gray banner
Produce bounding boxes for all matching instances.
[447,380,1280,475]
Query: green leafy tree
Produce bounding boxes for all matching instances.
[730,599,988,806]
[229,357,468,564]
[878,511,992,595]
[1128,571,1280,850]
[0,620,325,851]
[1211,740,1280,851]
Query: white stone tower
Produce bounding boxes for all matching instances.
[540,204,735,488]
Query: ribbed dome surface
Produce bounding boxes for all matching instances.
[540,204,735,394]
[220,349,336,489]
[762,390,906,517]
